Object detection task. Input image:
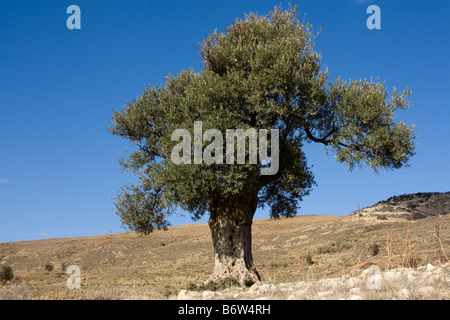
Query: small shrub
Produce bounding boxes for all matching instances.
[44,263,54,272]
[163,289,174,298]
[377,215,388,220]
[406,202,417,210]
[403,255,420,268]
[205,277,241,291]
[188,277,241,292]
[0,265,14,284]
[186,282,201,291]
[218,277,240,289]
[305,253,315,265]
[369,243,380,256]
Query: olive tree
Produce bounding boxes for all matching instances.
[109,7,415,286]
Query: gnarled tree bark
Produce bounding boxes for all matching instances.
[206,193,261,287]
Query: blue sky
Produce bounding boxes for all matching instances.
[0,0,449,243]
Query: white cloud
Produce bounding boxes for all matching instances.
[0,178,8,184]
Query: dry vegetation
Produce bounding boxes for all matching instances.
[0,213,449,300]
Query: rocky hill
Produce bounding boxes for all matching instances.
[350,192,450,220]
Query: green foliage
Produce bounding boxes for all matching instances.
[109,5,416,234]
[113,184,171,234]
[0,265,14,284]
[188,278,241,292]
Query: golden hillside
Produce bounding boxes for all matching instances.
[0,213,449,299]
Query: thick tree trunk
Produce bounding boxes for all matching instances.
[205,193,261,287]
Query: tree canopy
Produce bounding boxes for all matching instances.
[109,6,415,238]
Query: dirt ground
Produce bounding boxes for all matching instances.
[0,213,449,299]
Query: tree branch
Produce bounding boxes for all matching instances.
[132,141,169,160]
[301,119,331,145]
[257,169,283,190]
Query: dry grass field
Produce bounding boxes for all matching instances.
[0,213,449,300]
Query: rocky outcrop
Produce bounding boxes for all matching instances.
[349,192,450,220]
